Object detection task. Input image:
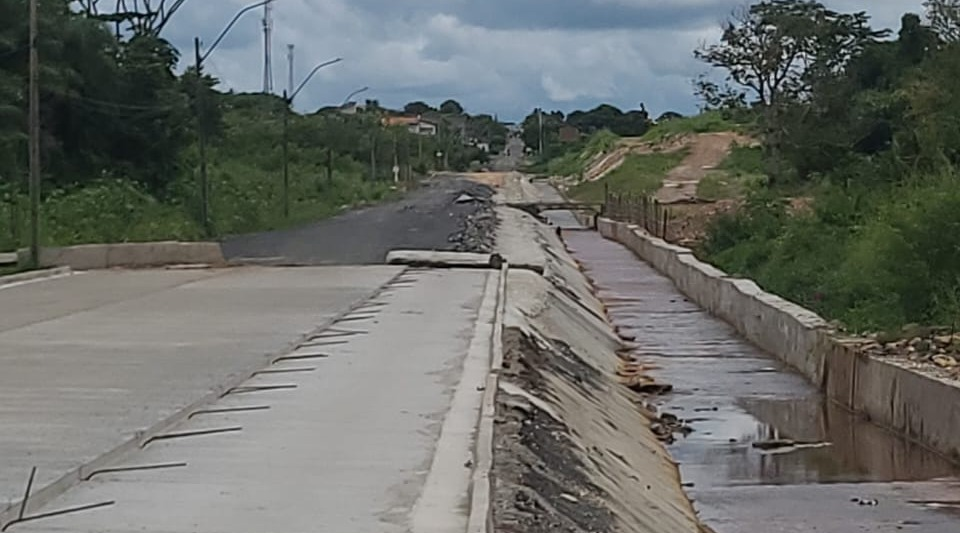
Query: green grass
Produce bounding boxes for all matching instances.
[697,144,768,201]
[528,129,621,177]
[569,150,688,202]
[642,111,746,143]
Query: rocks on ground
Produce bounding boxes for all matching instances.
[861,327,960,380]
[447,184,497,253]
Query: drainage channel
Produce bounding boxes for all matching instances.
[559,228,960,533]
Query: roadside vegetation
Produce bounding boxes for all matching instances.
[696,145,765,201]
[692,0,960,333]
[0,3,500,252]
[569,151,688,202]
[527,129,620,177]
[640,111,750,143]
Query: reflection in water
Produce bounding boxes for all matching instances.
[562,230,960,490]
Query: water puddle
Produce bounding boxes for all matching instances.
[560,228,960,532]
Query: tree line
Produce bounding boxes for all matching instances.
[0,1,500,249]
[697,0,960,332]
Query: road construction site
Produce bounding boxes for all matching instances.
[1,171,959,532]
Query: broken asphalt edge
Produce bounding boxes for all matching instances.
[0,268,411,527]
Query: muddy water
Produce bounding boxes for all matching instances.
[560,228,960,533]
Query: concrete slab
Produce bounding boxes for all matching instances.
[8,269,491,533]
[0,266,402,516]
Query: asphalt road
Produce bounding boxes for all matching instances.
[491,135,526,171]
[221,176,493,265]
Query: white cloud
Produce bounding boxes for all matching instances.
[159,0,926,121]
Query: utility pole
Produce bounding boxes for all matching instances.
[262,1,273,93]
[538,108,544,155]
[287,44,294,95]
[194,38,211,236]
[28,0,40,267]
[370,134,377,181]
[282,89,290,219]
[281,56,342,217]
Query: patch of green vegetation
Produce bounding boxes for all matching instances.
[720,144,764,176]
[642,111,749,143]
[569,150,687,203]
[697,145,768,201]
[527,129,620,177]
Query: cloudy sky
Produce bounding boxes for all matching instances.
[162,0,924,121]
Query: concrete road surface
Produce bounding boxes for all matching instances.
[0,268,399,519]
[0,266,498,533]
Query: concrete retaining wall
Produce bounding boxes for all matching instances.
[598,217,960,462]
[18,241,225,270]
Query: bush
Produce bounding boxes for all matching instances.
[702,171,960,332]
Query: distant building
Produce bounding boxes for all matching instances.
[382,115,438,136]
[339,101,366,115]
[558,125,581,143]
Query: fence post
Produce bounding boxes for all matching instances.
[662,207,669,240]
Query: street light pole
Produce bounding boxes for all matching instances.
[341,86,369,108]
[193,0,274,236]
[281,56,342,219]
[193,37,211,236]
[28,0,40,267]
[282,89,290,219]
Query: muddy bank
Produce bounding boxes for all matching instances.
[492,190,706,532]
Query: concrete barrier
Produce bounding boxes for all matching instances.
[18,241,225,270]
[598,218,960,462]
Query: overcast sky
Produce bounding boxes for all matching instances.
[162,1,924,121]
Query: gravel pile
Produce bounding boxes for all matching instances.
[447,186,497,253]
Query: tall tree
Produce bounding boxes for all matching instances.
[695,0,886,181]
[439,99,464,115]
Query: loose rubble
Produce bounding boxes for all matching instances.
[860,328,960,380]
[447,185,497,253]
[494,330,617,533]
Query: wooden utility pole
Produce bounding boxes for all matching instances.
[28,0,40,267]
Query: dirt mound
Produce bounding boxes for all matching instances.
[655,132,755,204]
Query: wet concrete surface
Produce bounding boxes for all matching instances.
[561,229,960,532]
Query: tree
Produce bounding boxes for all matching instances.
[520,108,564,154]
[925,0,960,42]
[439,99,464,115]
[403,101,433,115]
[695,0,886,180]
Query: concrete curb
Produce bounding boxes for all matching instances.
[0,268,409,527]
[598,218,960,462]
[0,266,73,289]
[17,242,226,270]
[467,262,507,533]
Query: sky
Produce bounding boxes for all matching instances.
[161,0,925,121]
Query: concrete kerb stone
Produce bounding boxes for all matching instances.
[17,242,226,270]
[0,266,72,289]
[0,268,409,528]
[598,217,960,463]
[466,262,507,533]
